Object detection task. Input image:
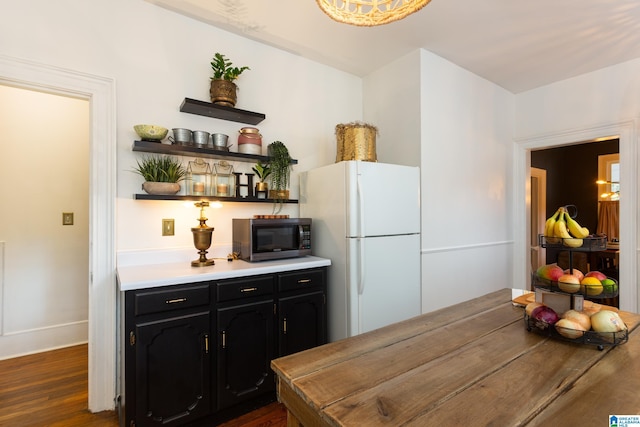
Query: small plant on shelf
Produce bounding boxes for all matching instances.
[267,141,293,212]
[209,52,250,107]
[210,52,250,81]
[133,155,186,195]
[252,161,271,193]
[133,155,186,183]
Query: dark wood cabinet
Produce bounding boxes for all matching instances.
[120,267,327,427]
[214,275,276,409]
[123,284,212,427]
[134,312,211,426]
[276,269,327,356]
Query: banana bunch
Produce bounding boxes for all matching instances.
[543,206,589,248]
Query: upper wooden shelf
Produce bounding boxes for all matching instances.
[132,140,298,164]
[179,98,266,125]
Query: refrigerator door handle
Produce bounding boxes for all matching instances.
[358,237,365,295]
[357,171,365,238]
[357,172,365,295]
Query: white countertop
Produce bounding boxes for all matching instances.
[117,255,331,291]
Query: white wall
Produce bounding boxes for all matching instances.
[0,85,89,358]
[514,59,640,312]
[363,50,421,167]
[0,0,363,408]
[0,0,362,258]
[419,50,515,312]
[364,50,515,313]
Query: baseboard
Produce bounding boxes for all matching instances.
[0,320,88,360]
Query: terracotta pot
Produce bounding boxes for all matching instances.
[210,79,237,107]
[142,182,180,195]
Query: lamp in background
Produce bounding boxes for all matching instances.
[191,201,215,267]
[596,180,620,201]
[316,0,432,26]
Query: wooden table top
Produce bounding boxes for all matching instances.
[271,288,640,426]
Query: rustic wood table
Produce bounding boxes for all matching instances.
[271,288,640,426]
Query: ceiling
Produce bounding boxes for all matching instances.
[147,0,640,93]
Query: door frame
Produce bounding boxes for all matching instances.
[0,54,116,411]
[514,120,638,313]
[530,167,546,275]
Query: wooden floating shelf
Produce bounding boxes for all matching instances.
[134,194,298,203]
[179,98,266,125]
[132,140,297,164]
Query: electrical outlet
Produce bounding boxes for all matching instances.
[62,212,74,225]
[162,219,175,236]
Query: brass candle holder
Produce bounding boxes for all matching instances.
[191,201,215,267]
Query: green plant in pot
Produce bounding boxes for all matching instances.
[267,141,293,213]
[210,52,250,107]
[133,155,186,195]
[252,161,271,196]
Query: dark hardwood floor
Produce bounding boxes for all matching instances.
[0,344,286,427]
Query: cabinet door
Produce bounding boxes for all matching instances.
[135,311,211,426]
[216,299,275,410]
[278,291,326,356]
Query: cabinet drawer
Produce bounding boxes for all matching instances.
[216,276,273,303]
[278,268,325,293]
[134,283,210,316]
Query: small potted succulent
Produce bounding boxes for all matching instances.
[252,161,271,196]
[133,155,186,195]
[209,52,250,107]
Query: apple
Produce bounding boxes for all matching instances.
[536,264,564,283]
[564,268,584,282]
[601,278,618,294]
[585,271,607,281]
[557,274,580,293]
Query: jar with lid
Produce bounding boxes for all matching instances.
[238,127,262,155]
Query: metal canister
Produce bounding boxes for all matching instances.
[238,127,262,155]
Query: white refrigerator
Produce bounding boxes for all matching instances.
[300,160,421,342]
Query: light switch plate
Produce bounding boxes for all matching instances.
[62,212,74,225]
[162,219,175,236]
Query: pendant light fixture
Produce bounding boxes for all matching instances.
[316,0,432,26]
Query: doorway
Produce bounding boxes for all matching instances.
[0,54,116,411]
[514,121,638,314]
[530,167,546,278]
[0,84,89,355]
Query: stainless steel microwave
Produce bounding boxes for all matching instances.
[232,218,312,262]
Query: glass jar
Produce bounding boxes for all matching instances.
[213,161,234,197]
[186,158,212,196]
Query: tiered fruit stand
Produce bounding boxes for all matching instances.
[533,235,618,297]
[527,234,627,350]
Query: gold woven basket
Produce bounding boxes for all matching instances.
[316,0,432,27]
[335,123,377,162]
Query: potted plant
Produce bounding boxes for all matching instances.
[267,141,293,212]
[209,52,250,107]
[133,155,186,195]
[252,161,271,196]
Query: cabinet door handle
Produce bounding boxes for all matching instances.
[297,279,311,284]
[166,297,187,304]
[240,287,258,293]
[204,334,209,354]
[222,331,226,349]
[283,318,287,334]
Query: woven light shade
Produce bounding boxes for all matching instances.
[316,0,432,26]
